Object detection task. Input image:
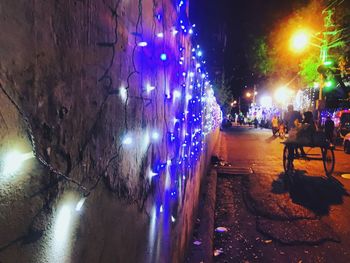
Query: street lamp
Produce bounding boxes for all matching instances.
[290,30,310,52]
[289,9,343,126]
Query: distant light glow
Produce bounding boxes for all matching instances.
[274,86,294,105]
[260,96,272,108]
[160,53,167,61]
[171,216,176,222]
[156,32,164,38]
[197,51,203,57]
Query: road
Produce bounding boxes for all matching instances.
[213,125,350,263]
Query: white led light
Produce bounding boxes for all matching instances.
[148,169,158,179]
[122,136,132,145]
[137,41,148,47]
[146,85,156,92]
[2,151,34,177]
[173,90,181,99]
[75,197,86,211]
[151,131,160,140]
[172,28,178,36]
[156,32,164,38]
[119,86,127,102]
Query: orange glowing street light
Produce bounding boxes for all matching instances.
[290,30,310,52]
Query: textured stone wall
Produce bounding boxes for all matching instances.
[0,1,220,262]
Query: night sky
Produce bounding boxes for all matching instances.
[190,0,309,96]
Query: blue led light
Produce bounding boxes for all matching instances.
[160,53,167,61]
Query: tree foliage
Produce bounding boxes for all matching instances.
[249,38,275,77]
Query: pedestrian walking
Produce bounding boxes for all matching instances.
[324,116,335,144]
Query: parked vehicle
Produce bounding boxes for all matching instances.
[334,110,350,138]
[343,133,350,154]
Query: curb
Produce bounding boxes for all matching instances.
[187,167,217,263]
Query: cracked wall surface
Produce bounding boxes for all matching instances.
[0,1,220,262]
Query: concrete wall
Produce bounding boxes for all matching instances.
[0,1,220,262]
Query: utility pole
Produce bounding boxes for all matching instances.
[253,85,257,105]
[316,8,342,126]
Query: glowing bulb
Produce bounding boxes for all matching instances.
[137,41,148,47]
[197,50,203,57]
[160,205,163,213]
[171,216,176,222]
[2,151,34,176]
[151,131,160,140]
[189,28,193,34]
[290,30,310,52]
[173,90,181,99]
[156,32,164,38]
[119,86,127,102]
[75,197,86,211]
[160,53,167,61]
[122,136,132,145]
[171,29,178,36]
[146,85,156,92]
[148,168,158,179]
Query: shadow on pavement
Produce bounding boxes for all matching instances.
[272,171,349,216]
[265,135,279,143]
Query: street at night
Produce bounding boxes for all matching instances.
[212,125,350,262]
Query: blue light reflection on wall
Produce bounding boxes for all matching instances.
[130,0,221,260]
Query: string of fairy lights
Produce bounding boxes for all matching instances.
[0,0,221,232]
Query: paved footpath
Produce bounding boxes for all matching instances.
[213,126,350,263]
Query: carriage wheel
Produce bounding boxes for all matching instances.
[283,146,294,173]
[322,148,335,177]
